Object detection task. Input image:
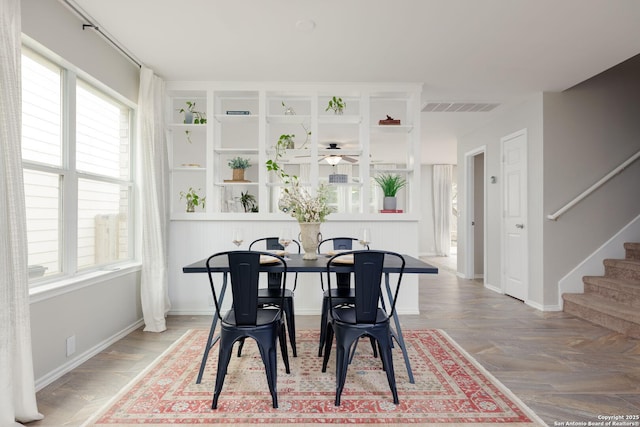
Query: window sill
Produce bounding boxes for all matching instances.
[29,262,142,304]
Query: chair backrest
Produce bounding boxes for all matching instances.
[318,238,369,289]
[206,251,287,326]
[326,250,405,324]
[249,237,301,253]
[317,237,365,253]
[249,237,300,289]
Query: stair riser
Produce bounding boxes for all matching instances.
[583,283,640,309]
[564,300,640,339]
[604,265,640,281]
[624,243,640,260]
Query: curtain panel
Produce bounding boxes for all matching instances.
[432,165,453,257]
[138,67,171,332]
[0,0,44,424]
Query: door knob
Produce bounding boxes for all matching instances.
[515,223,524,229]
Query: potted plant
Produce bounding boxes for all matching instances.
[325,96,346,115]
[374,173,406,211]
[238,190,257,212]
[228,157,251,181]
[179,187,205,212]
[178,101,207,124]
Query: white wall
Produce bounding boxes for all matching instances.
[457,95,544,306]
[21,0,143,388]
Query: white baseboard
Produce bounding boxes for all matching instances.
[35,319,144,391]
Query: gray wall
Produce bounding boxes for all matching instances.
[21,0,143,387]
[543,55,640,306]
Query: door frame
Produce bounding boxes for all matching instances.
[500,128,528,300]
[464,146,487,285]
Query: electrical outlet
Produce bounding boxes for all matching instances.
[66,335,76,357]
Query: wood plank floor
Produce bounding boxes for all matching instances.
[31,257,640,426]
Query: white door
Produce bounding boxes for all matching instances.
[501,130,528,301]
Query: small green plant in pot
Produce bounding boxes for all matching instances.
[374,173,406,211]
[178,101,207,124]
[325,96,346,115]
[228,157,251,181]
[179,187,205,212]
[238,190,257,213]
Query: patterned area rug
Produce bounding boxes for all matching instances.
[83,329,545,426]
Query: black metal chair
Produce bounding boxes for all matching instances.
[316,237,372,357]
[240,237,300,357]
[321,250,405,406]
[205,250,291,409]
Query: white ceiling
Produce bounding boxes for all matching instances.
[70,0,640,164]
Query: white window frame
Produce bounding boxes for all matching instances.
[22,42,139,293]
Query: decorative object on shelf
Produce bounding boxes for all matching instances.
[179,187,206,212]
[238,190,257,213]
[184,130,192,144]
[267,140,332,260]
[374,173,406,211]
[379,115,401,125]
[325,96,346,115]
[178,101,207,124]
[226,110,250,115]
[227,157,251,181]
[282,101,296,116]
[278,134,296,150]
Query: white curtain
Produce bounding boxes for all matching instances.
[0,0,44,424]
[433,165,453,256]
[138,67,171,332]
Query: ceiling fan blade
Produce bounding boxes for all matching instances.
[343,156,358,163]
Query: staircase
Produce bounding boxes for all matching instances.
[563,242,640,339]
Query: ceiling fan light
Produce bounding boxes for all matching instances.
[325,155,342,165]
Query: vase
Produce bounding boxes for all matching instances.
[186,202,195,213]
[183,111,194,124]
[232,168,245,181]
[298,222,321,260]
[383,196,397,210]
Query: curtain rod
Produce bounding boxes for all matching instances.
[59,0,142,69]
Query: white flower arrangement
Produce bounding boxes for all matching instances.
[279,180,332,223]
[267,136,333,223]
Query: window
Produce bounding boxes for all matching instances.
[21,48,134,285]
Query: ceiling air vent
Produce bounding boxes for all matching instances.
[422,102,499,113]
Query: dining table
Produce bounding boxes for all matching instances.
[183,252,438,384]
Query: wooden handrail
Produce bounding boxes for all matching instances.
[547,149,640,221]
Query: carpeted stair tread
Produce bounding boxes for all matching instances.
[582,276,640,308]
[563,293,640,339]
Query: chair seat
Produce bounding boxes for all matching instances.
[323,288,355,299]
[331,307,387,325]
[258,288,294,299]
[223,307,281,326]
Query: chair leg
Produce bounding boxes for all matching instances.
[278,319,291,374]
[321,323,334,372]
[379,337,399,404]
[212,336,234,409]
[318,296,329,357]
[255,337,279,409]
[334,336,354,407]
[285,298,297,357]
[236,338,245,357]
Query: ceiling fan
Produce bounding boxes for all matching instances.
[311,142,359,164]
